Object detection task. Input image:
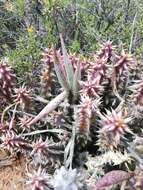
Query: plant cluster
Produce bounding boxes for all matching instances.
[0,35,143,190]
[1,0,143,81]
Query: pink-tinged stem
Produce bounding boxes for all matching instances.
[92,170,134,190]
[28,91,67,126]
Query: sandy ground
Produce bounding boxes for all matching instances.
[0,149,28,190]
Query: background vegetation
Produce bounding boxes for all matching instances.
[0,0,143,79]
[1,1,143,189]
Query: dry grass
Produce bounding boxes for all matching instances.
[0,149,28,190]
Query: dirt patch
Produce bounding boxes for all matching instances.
[0,150,28,190]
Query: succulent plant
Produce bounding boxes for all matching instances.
[31,137,49,156]
[114,51,134,76]
[88,57,108,84]
[0,39,142,190]
[41,48,54,65]
[96,41,116,60]
[26,166,51,190]
[97,109,132,151]
[69,53,90,73]
[14,85,32,110]
[0,130,31,153]
[112,51,135,93]
[80,79,102,99]
[69,53,80,70]
[53,34,81,101]
[0,59,15,101]
[41,48,55,96]
[40,67,53,96]
[30,137,64,167]
[75,96,92,140]
[19,115,33,131]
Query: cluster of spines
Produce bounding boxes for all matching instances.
[95,42,135,91]
[26,166,82,190]
[97,109,132,151]
[41,49,91,98]
[26,167,51,190]
[96,41,116,60]
[19,116,33,131]
[88,57,108,83]
[80,42,116,99]
[75,96,92,144]
[0,59,15,101]
[80,79,102,99]
[115,52,134,75]
[114,51,134,88]
[14,85,32,110]
[0,130,31,154]
[30,137,63,167]
[0,41,139,190]
[40,48,54,96]
[69,53,90,72]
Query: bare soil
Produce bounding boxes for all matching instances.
[0,149,28,190]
